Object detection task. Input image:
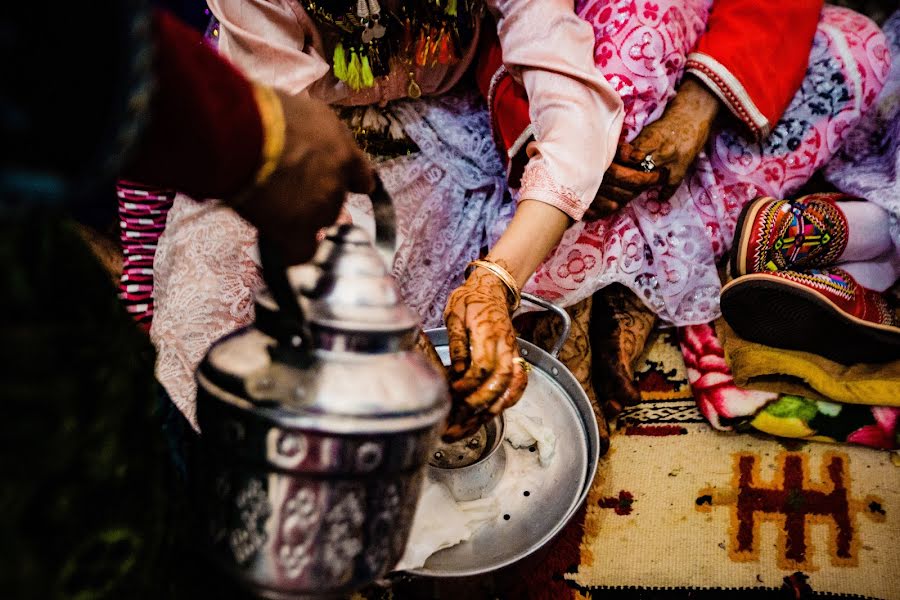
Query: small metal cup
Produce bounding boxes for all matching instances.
[427,416,507,501]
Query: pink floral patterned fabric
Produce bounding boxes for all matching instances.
[524,4,890,325]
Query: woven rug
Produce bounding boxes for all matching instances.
[568,330,900,600]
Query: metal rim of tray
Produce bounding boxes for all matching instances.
[406,326,601,578]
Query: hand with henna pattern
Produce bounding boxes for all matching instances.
[441,265,528,441]
[585,77,721,220]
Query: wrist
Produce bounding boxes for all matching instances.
[467,259,521,311]
[672,77,721,123]
[487,199,569,288]
[224,83,286,210]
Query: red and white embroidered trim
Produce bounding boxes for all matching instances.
[776,269,856,302]
[507,124,535,161]
[686,52,770,139]
[487,65,512,161]
[520,160,585,221]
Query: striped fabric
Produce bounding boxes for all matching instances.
[117,183,174,330]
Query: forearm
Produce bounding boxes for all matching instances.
[486,200,570,289]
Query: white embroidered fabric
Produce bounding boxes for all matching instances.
[825,10,900,249]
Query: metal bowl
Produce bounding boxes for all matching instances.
[428,416,508,501]
[407,294,600,577]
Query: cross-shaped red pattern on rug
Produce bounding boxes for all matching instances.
[697,451,886,570]
[735,453,850,563]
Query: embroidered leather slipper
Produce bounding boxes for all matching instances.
[720,268,900,364]
[730,193,854,277]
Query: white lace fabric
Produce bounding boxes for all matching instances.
[151,198,263,428]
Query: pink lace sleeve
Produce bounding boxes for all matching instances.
[488,0,624,220]
[208,0,329,95]
[150,195,263,429]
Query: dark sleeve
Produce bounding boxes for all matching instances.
[122,10,265,199]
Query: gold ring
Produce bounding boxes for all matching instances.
[513,357,532,374]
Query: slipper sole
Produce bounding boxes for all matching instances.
[720,275,900,365]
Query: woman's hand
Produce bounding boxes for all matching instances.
[442,265,528,441]
[586,77,721,220]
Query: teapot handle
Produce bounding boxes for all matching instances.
[369,173,397,267]
[258,236,312,360]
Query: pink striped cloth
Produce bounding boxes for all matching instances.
[117,182,174,330]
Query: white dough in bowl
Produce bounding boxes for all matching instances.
[503,402,557,467]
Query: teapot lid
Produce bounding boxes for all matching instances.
[256,224,420,339]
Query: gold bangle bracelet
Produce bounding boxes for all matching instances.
[251,82,286,187]
[466,259,521,312]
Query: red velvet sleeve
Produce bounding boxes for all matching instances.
[475,24,532,187]
[122,10,265,199]
[685,0,823,139]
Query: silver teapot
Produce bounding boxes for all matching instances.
[193,181,449,598]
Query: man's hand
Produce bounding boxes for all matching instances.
[231,91,374,264]
[586,78,720,220]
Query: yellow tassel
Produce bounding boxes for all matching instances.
[347,50,362,90]
[446,0,457,17]
[333,43,348,81]
[361,55,375,88]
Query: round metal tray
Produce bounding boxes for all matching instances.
[407,322,600,578]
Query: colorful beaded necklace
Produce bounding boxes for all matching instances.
[303,0,482,98]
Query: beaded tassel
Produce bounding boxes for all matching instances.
[427,26,440,66]
[360,55,375,87]
[415,30,429,67]
[333,42,348,81]
[347,49,363,90]
[437,29,455,65]
[402,18,414,53]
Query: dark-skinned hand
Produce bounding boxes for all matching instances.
[442,265,528,441]
[585,77,721,220]
[230,91,374,264]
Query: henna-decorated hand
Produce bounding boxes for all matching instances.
[585,77,720,220]
[441,266,528,441]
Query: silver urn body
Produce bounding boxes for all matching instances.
[194,222,449,599]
